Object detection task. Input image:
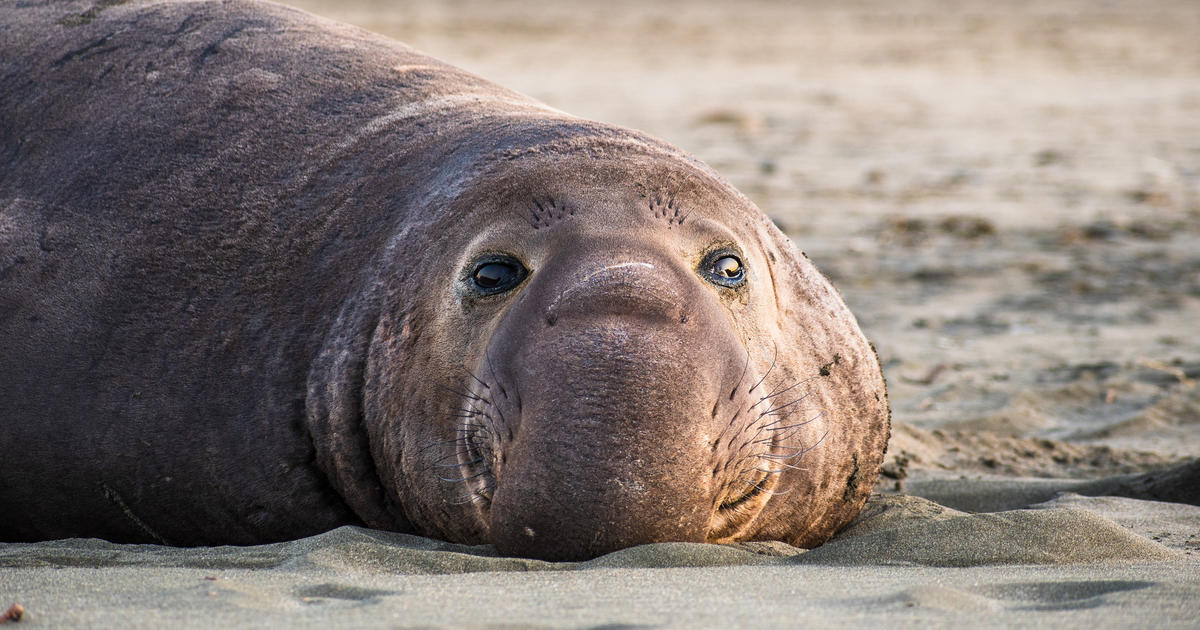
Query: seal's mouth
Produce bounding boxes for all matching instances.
[458,421,496,505]
[707,376,814,542]
[449,383,504,510]
[717,468,773,512]
[708,450,779,542]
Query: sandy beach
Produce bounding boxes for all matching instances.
[3,0,1199,626]
[2,492,1198,627]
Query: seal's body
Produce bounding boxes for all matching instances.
[0,0,888,560]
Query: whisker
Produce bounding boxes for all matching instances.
[450,492,485,505]
[436,468,490,483]
[430,449,463,464]
[721,409,744,434]
[755,377,815,408]
[454,426,493,437]
[432,458,482,469]
[450,486,495,506]
[761,443,809,458]
[749,461,805,473]
[806,428,829,449]
[769,429,830,460]
[762,419,814,434]
[484,346,508,400]
[769,429,804,446]
[731,350,752,400]
[756,395,810,419]
[761,409,822,430]
[762,414,823,445]
[757,408,809,430]
[748,342,778,395]
[459,364,490,390]
[437,382,485,402]
[413,438,463,454]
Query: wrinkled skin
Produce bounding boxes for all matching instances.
[0,0,889,560]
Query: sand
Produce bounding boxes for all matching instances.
[3,0,1199,626]
[3,485,1198,627]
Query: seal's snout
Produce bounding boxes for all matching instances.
[475,244,759,561]
[546,259,687,327]
[484,318,719,560]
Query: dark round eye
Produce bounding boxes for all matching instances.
[714,256,741,279]
[703,252,746,288]
[470,257,527,294]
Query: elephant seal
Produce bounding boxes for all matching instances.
[0,0,889,560]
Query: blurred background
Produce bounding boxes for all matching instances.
[290,0,1200,478]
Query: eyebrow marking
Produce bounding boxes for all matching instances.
[527,196,575,230]
[647,192,689,227]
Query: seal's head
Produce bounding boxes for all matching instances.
[318,132,889,561]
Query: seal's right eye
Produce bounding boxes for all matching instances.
[470,257,527,294]
[700,250,747,289]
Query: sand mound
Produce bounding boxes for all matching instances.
[799,504,1181,567]
[1030,494,1200,553]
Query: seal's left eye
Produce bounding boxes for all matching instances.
[703,252,746,288]
[471,257,527,294]
[714,256,741,279]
